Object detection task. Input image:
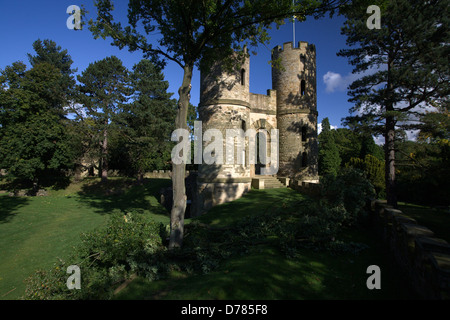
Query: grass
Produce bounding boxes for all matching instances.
[0,177,425,300]
[0,177,171,300]
[115,188,418,300]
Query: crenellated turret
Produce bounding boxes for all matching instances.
[272,41,319,181]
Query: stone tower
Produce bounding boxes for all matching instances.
[193,41,319,216]
[194,52,252,215]
[272,41,319,182]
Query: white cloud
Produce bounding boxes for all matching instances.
[323,60,385,94]
[323,71,360,93]
[317,122,338,134]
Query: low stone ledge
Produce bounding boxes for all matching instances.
[370,200,450,299]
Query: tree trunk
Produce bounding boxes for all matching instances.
[385,115,397,208]
[101,126,108,183]
[169,63,193,249]
[137,170,144,184]
[385,53,397,208]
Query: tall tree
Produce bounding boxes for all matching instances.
[76,56,130,182]
[0,62,75,186]
[333,128,362,165]
[117,59,177,181]
[319,118,341,176]
[339,0,449,207]
[87,0,347,248]
[27,39,77,108]
[359,133,383,161]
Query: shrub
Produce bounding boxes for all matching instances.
[319,167,376,226]
[346,154,385,197]
[24,210,166,300]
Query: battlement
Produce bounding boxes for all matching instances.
[249,89,277,114]
[272,41,315,55]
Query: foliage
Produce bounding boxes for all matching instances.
[359,134,383,161]
[339,0,449,206]
[76,56,131,181]
[319,167,376,226]
[347,154,385,197]
[318,118,341,176]
[396,139,450,206]
[0,55,77,184]
[392,106,449,206]
[24,210,167,300]
[112,59,177,177]
[333,128,362,165]
[27,39,77,104]
[86,0,348,248]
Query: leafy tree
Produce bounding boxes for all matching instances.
[319,118,341,176]
[28,39,76,75]
[87,0,347,248]
[395,106,449,205]
[333,128,362,165]
[115,59,177,180]
[0,62,76,186]
[359,133,383,161]
[347,154,385,197]
[76,56,131,182]
[27,39,77,109]
[339,0,449,207]
[417,105,450,143]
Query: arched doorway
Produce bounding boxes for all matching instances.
[251,119,274,177]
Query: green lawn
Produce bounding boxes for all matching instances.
[0,177,171,300]
[0,178,421,300]
[115,188,417,300]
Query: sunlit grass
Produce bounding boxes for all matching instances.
[115,188,417,300]
[0,177,171,300]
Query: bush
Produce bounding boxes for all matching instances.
[24,171,376,299]
[24,210,167,300]
[346,154,385,197]
[319,167,376,225]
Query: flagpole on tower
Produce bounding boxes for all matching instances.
[292,0,295,47]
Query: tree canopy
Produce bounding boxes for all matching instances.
[86,0,348,248]
[338,0,449,206]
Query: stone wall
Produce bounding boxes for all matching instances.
[289,179,321,197]
[144,170,197,179]
[371,200,450,299]
[249,90,277,114]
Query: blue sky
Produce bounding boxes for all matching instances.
[0,0,356,129]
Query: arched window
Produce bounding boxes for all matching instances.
[241,68,245,86]
[301,126,307,142]
[302,151,308,167]
[300,80,306,96]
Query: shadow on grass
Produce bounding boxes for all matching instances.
[114,187,418,300]
[0,175,72,192]
[116,241,418,300]
[197,188,307,227]
[75,177,172,217]
[0,194,30,224]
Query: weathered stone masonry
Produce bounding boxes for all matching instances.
[193,41,319,216]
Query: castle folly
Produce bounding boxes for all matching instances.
[193,41,319,216]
